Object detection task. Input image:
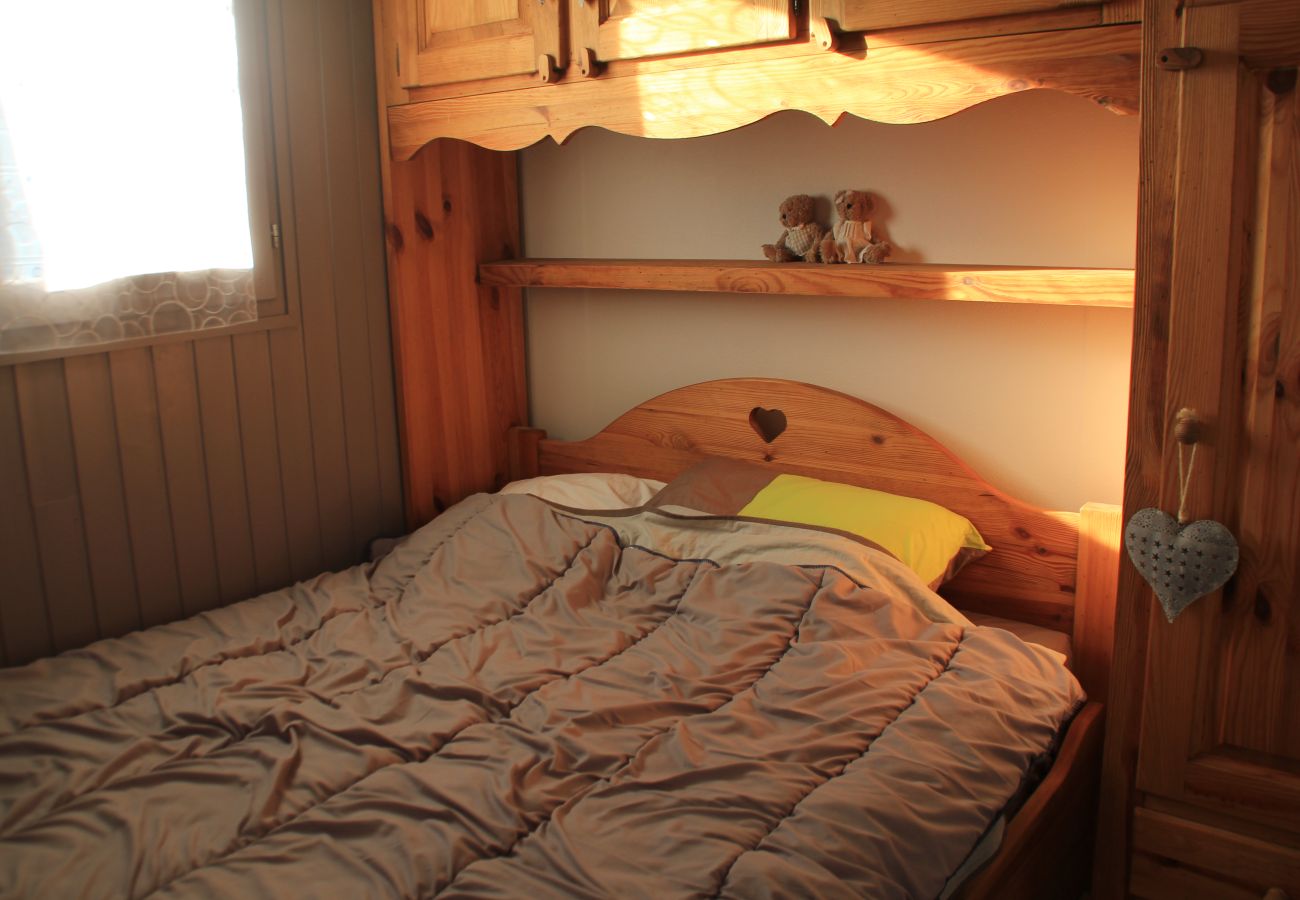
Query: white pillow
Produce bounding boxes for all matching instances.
[499,473,666,509]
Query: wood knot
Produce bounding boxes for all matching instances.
[1266,67,1297,95]
[443,198,453,213]
[1015,527,1031,540]
[386,223,405,253]
[414,211,434,240]
[871,434,885,445]
[1254,589,1272,624]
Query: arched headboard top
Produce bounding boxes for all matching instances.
[510,378,1099,634]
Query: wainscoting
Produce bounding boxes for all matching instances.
[0,0,402,666]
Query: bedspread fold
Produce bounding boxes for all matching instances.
[0,494,1082,900]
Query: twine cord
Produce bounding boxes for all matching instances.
[1176,442,1198,524]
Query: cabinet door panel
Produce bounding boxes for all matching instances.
[819,0,1082,32]
[1133,1,1300,834]
[395,0,564,89]
[575,0,795,65]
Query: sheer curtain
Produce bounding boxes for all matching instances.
[0,0,257,353]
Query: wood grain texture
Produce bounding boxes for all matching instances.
[830,0,1093,32]
[403,0,558,88]
[480,259,1136,307]
[1132,807,1300,896]
[388,24,1139,156]
[1074,501,1121,703]
[1093,0,1183,894]
[385,140,527,526]
[577,0,795,64]
[512,378,1094,631]
[956,702,1105,900]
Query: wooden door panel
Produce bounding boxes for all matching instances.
[1134,0,1300,831]
[396,0,564,89]
[817,0,1086,33]
[422,0,521,37]
[576,0,795,65]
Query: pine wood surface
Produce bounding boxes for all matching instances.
[388,23,1139,156]
[507,378,1115,639]
[398,7,1110,106]
[384,140,528,527]
[576,0,794,64]
[822,0,1094,33]
[1132,808,1300,897]
[479,259,1136,307]
[1098,1,1300,895]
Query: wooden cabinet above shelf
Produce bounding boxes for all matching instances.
[478,259,1136,308]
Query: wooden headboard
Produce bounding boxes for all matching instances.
[508,378,1119,700]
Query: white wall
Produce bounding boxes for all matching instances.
[520,90,1138,511]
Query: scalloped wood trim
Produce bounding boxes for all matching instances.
[388,24,1138,158]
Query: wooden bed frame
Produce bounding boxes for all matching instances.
[506,377,1120,899]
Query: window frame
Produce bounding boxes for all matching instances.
[0,0,299,366]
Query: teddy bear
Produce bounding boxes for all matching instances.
[761,194,824,263]
[818,190,892,264]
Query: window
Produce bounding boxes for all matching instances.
[0,0,283,356]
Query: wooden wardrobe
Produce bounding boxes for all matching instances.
[1096,1,1300,897]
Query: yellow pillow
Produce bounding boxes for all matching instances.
[738,473,990,588]
[647,459,990,588]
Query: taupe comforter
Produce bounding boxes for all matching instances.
[0,494,1083,899]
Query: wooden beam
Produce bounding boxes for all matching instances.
[479,259,1136,308]
[385,142,528,527]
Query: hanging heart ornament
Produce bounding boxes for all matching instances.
[1124,508,1239,622]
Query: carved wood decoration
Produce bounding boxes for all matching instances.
[388,24,1139,157]
[508,378,1094,634]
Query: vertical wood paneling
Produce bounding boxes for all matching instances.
[0,367,52,663]
[282,0,359,566]
[193,337,259,604]
[0,0,400,666]
[351,0,405,539]
[152,342,223,616]
[63,355,142,637]
[14,360,100,650]
[108,349,184,629]
[232,333,293,590]
[268,328,326,582]
[319,0,385,550]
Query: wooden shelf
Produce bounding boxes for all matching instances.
[479,259,1136,309]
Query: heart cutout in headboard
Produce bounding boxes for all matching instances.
[749,406,787,444]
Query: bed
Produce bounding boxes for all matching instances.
[0,378,1118,899]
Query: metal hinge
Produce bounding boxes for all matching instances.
[271,223,282,249]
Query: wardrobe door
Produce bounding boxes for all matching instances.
[571,0,795,67]
[810,0,1080,33]
[383,0,565,90]
[1131,0,1300,845]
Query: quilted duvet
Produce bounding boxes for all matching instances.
[0,494,1083,899]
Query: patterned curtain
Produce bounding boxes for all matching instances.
[0,0,257,355]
